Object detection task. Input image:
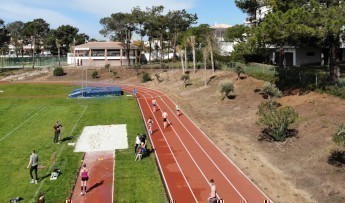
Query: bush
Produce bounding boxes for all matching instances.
[141,72,152,83]
[104,63,110,69]
[333,124,345,147]
[53,67,64,76]
[257,102,299,141]
[262,82,282,101]
[219,79,234,99]
[180,74,190,87]
[91,70,99,79]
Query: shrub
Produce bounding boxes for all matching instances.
[141,72,152,83]
[333,124,345,147]
[262,82,282,101]
[235,65,243,79]
[257,102,299,141]
[104,63,110,70]
[53,66,64,76]
[180,74,190,87]
[91,70,99,79]
[219,79,234,99]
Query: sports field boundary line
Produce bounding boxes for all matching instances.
[0,106,46,142]
[137,90,198,202]
[148,87,273,201]
[30,105,88,203]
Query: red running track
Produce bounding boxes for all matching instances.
[123,85,272,203]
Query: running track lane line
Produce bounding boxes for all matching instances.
[126,86,231,201]
[145,87,272,202]
[0,106,46,142]
[30,106,88,203]
[142,89,246,200]
[138,89,225,200]
[136,90,198,202]
[126,85,272,202]
[130,87,242,201]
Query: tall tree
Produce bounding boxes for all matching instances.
[6,21,25,57]
[0,19,10,53]
[100,12,136,65]
[254,0,345,82]
[46,25,80,55]
[132,7,147,64]
[166,9,198,59]
[225,24,249,42]
[23,19,50,68]
[144,6,165,64]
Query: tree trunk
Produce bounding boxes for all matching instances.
[210,49,214,75]
[149,38,152,65]
[184,46,188,70]
[192,44,196,73]
[180,50,184,73]
[204,48,208,86]
[329,40,340,83]
[160,33,163,67]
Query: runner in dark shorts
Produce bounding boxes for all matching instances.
[80,164,89,196]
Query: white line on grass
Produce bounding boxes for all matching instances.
[0,107,46,143]
[30,105,88,203]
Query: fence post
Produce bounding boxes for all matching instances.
[315,74,318,87]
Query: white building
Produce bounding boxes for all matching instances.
[70,42,139,67]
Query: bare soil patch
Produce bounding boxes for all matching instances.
[2,66,345,202]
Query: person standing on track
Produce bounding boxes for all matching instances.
[208,179,217,203]
[162,110,168,129]
[152,99,157,112]
[147,117,153,135]
[176,104,181,116]
[80,163,89,196]
[27,150,38,184]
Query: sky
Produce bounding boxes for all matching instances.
[0,0,247,40]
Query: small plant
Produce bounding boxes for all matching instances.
[333,124,345,147]
[257,102,299,141]
[235,65,244,80]
[104,63,110,70]
[53,66,64,76]
[180,74,190,87]
[219,79,234,99]
[141,72,152,83]
[262,82,282,102]
[112,71,117,81]
[91,70,99,79]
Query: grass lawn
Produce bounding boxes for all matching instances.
[0,83,166,202]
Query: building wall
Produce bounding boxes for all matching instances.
[296,48,321,66]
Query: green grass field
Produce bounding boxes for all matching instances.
[0,83,166,202]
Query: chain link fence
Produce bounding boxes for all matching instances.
[0,56,67,68]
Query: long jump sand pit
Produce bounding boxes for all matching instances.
[74,124,128,152]
[71,124,128,202]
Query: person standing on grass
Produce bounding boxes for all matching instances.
[162,110,168,129]
[134,133,141,155]
[152,99,157,112]
[53,121,62,143]
[27,150,38,184]
[147,117,153,135]
[80,163,89,196]
[208,179,217,203]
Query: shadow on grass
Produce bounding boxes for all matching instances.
[60,136,73,143]
[328,150,345,167]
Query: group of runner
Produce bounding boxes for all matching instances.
[149,98,181,132]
